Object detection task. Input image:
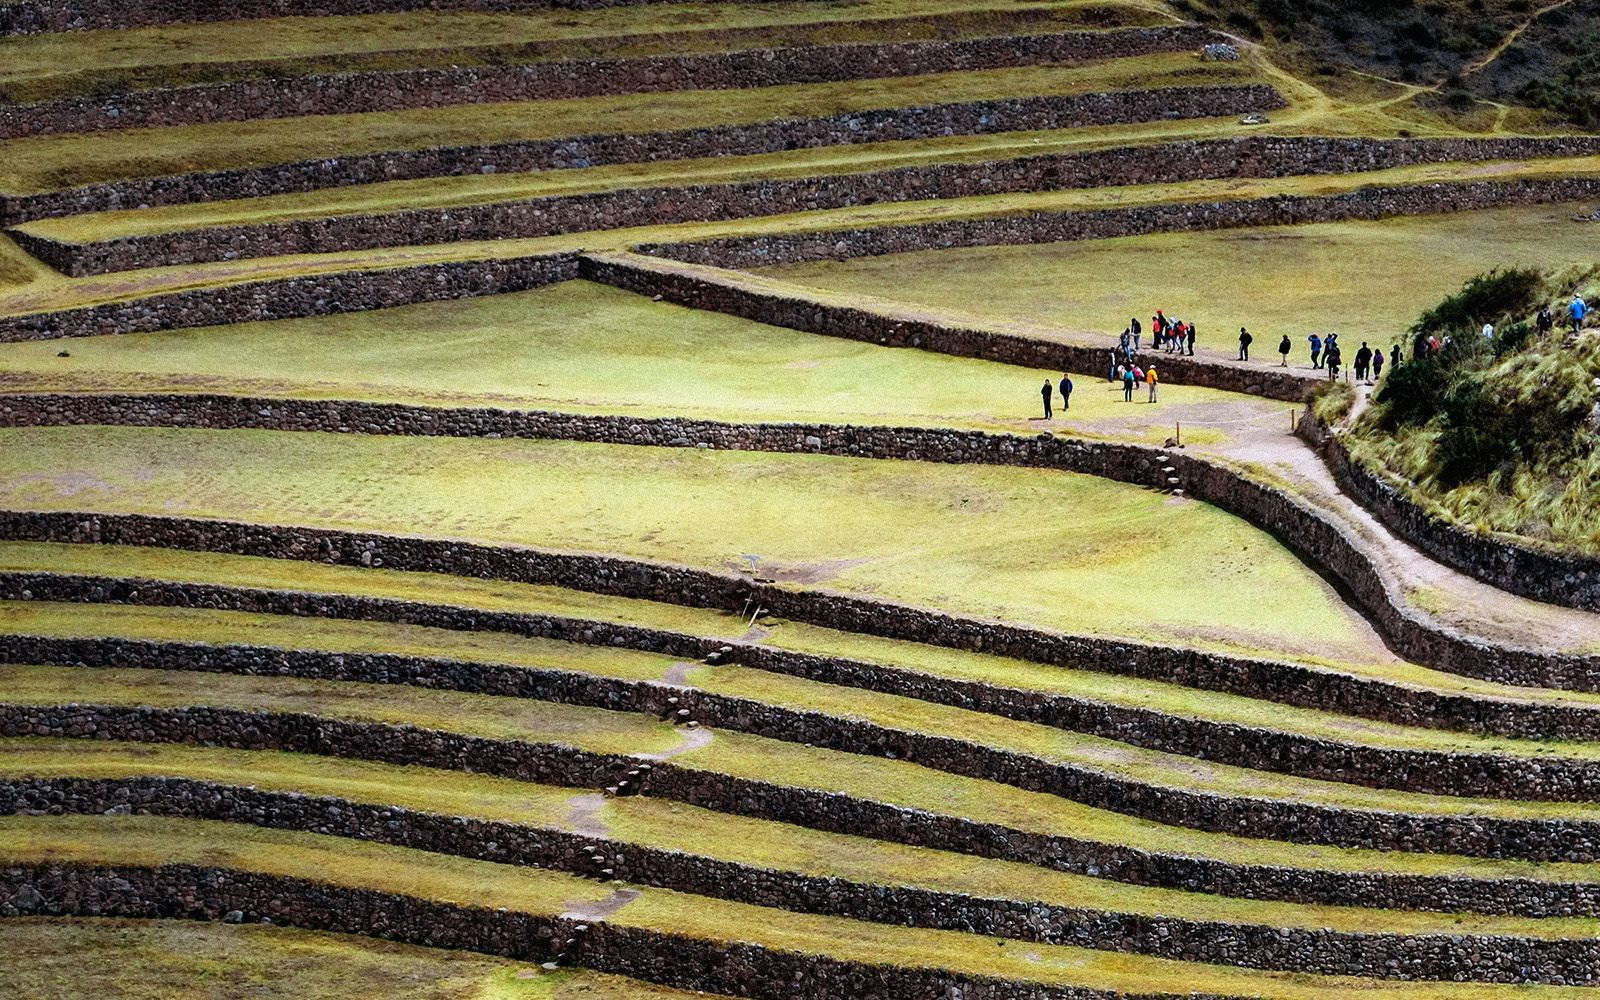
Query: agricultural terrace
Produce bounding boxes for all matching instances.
[2,0,1600,996]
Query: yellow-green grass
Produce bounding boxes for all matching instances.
[24,538,1600,713]
[0,56,1263,196]
[0,280,1280,446]
[0,636,1585,888]
[13,813,1600,1000]
[12,738,1600,940]
[764,203,1599,356]
[12,661,1600,827]
[0,0,1166,104]
[5,917,700,1000]
[0,425,1386,665]
[12,596,1600,778]
[24,147,1600,246]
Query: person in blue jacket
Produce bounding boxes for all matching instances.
[1059,374,1073,411]
[1572,295,1589,334]
[1308,332,1323,369]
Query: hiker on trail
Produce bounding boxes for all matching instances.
[1133,320,1144,352]
[1572,294,1589,334]
[1059,374,1073,411]
[1186,323,1197,356]
[1537,306,1554,336]
[1371,346,1384,382]
[1120,330,1132,356]
[1132,317,1143,350]
[1122,366,1136,402]
[1278,335,1291,366]
[1389,344,1401,371]
[1041,380,1054,419]
[1355,342,1372,383]
[1308,333,1322,369]
[1325,343,1342,381]
[1169,321,1186,354]
[1146,365,1159,403]
[1237,327,1253,361]
[1412,332,1428,361]
[1108,351,1118,382]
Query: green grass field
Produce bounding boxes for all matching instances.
[764,203,1597,355]
[0,280,1280,444]
[0,425,1385,664]
[4,918,694,1000]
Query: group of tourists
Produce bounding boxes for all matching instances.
[1117,312,1197,359]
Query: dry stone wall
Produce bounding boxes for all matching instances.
[6,775,1600,980]
[1,399,1594,690]
[1308,421,1600,612]
[0,86,1283,225]
[0,26,1212,138]
[639,175,1600,267]
[0,253,579,342]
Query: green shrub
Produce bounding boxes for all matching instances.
[1410,267,1546,339]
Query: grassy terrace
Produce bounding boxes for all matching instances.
[0,0,1166,104]
[20,149,1600,248]
[6,918,697,1000]
[765,203,1600,351]
[0,58,1267,197]
[0,281,1284,445]
[11,738,1600,940]
[12,814,1600,1000]
[13,660,1600,827]
[13,593,1600,778]
[0,426,1384,664]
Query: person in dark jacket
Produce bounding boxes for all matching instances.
[1354,342,1373,382]
[1059,374,1073,411]
[1371,346,1384,382]
[1237,327,1253,361]
[1041,380,1053,419]
[1389,344,1401,371]
[1278,334,1292,366]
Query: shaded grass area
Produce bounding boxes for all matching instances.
[0,0,1163,104]
[11,814,1600,999]
[0,280,1280,445]
[3,917,675,1000]
[0,56,1262,196]
[11,738,1600,938]
[0,426,1386,664]
[763,203,1599,359]
[10,660,1600,825]
[22,148,1599,245]
[9,596,1600,771]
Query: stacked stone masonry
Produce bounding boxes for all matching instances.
[0,87,1286,225]
[0,26,1213,138]
[4,775,1600,981]
[0,401,1593,690]
[26,135,1600,276]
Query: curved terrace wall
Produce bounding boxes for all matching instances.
[0,399,1594,690]
[0,26,1212,139]
[0,86,1284,225]
[2,775,1597,980]
[1307,421,1600,612]
[25,139,1600,277]
[637,175,1600,268]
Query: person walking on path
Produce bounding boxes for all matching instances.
[1133,318,1145,352]
[1186,323,1197,356]
[1325,343,1342,381]
[1278,334,1291,366]
[1308,333,1322,370]
[1146,365,1159,403]
[1122,366,1136,402]
[1237,327,1253,361]
[1537,306,1554,337]
[1059,374,1073,411]
[1041,380,1053,419]
[1355,342,1372,383]
[1572,294,1589,334]
[1371,346,1384,382]
[1389,344,1400,372]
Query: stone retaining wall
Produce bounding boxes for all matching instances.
[0,86,1282,225]
[2,401,1594,691]
[1306,420,1600,612]
[0,0,759,36]
[27,135,1600,277]
[0,26,1211,139]
[638,175,1600,267]
[8,622,1600,806]
[5,699,1600,865]
[4,775,1597,979]
[0,253,579,342]
[579,254,1315,401]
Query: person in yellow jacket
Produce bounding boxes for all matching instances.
[1146,365,1159,403]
